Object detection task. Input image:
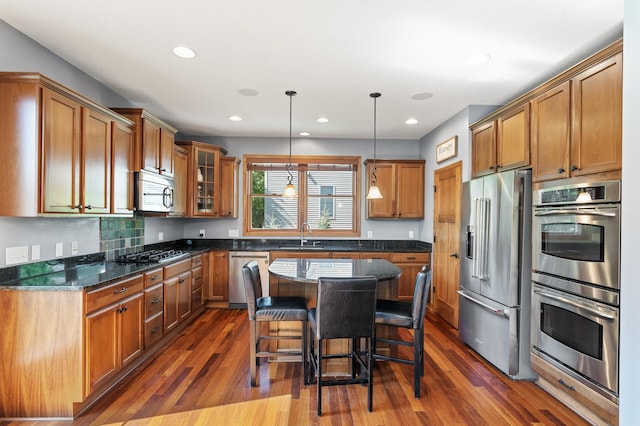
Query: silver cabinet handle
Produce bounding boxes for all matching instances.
[457,290,509,318]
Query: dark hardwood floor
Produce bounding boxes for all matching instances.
[9,309,589,425]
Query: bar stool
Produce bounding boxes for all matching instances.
[242,260,308,387]
[307,275,378,415]
[373,265,432,398]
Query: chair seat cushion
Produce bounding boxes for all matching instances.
[375,299,414,329]
[255,296,308,322]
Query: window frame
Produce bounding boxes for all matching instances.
[243,155,361,237]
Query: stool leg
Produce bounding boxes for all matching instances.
[413,329,420,398]
[302,320,308,385]
[317,339,323,416]
[250,320,258,387]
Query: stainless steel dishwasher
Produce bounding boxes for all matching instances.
[228,251,270,308]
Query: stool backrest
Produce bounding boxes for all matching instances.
[242,260,262,320]
[411,265,433,329]
[315,276,378,340]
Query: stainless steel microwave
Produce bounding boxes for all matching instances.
[134,170,174,213]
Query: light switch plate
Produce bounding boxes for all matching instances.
[6,246,29,265]
[158,232,164,241]
[71,241,78,255]
[367,231,373,238]
[55,242,63,257]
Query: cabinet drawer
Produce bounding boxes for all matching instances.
[390,252,430,264]
[144,283,164,318]
[86,274,143,314]
[191,266,203,291]
[191,255,202,268]
[144,312,164,349]
[144,268,163,288]
[360,252,391,261]
[164,258,191,279]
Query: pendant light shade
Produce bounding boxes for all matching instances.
[283,90,297,198]
[366,92,383,200]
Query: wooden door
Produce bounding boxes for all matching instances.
[433,161,462,328]
[119,292,143,368]
[41,88,81,213]
[82,108,111,214]
[159,128,174,177]
[497,103,530,172]
[164,276,179,332]
[531,81,571,182]
[471,121,496,177]
[171,146,188,217]
[396,162,425,218]
[366,162,395,218]
[111,122,134,214]
[219,157,238,217]
[86,304,118,396]
[141,119,160,173]
[571,53,622,176]
[177,272,192,322]
[208,251,229,304]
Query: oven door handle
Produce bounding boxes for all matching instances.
[533,288,616,320]
[534,209,616,217]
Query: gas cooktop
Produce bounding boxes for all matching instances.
[116,249,189,265]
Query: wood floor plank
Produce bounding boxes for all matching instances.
[2,309,591,425]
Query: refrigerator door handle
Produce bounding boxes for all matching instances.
[458,290,510,318]
[473,198,490,279]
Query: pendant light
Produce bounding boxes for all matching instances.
[366,92,383,200]
[283,90,297,198]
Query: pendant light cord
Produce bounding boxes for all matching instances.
[286,90,297,183]
[370,92,381,185]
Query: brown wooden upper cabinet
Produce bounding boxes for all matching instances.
[0,73,134,216]
[531,53,622,182]
[111,108,177,178]
[471,103,530,178]
[365,159,425,219]
[219,156,240,218]
[170,144,189,217]
[175,141,238,218]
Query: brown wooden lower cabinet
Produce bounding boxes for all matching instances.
[85,275,144,397]
[207,250,229,306]
[531,352,618,425]
[390,252,431,301]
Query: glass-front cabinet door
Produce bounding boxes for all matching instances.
[175,141,228,217]
[196,148,217,214]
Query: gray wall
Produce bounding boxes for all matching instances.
[619,0,638,422]
[417,105,499,242]
[179,136,423,241]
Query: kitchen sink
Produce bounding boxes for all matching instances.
[278,245,325,250]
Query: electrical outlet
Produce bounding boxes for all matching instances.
[31,245,40,260]
[199,229,206,238]
[158,232,164,241]
[55,242,63,257]
[6,246,29,265]
[228,229,239,238]
[367,231,373,239]
[409,231,414,239]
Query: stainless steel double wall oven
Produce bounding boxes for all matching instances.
[531,180,621,402]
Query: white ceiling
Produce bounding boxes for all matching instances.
[0,0,624,140]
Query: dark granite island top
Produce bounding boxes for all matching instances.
[268,258,402,284]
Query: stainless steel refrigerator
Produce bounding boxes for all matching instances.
[457,169,536,380]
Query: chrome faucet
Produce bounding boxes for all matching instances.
[301,222,312,246]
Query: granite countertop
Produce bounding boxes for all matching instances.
[0,239,430,290]
[269,258,403,284]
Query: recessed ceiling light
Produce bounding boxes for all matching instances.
[228,115,242,122]
[316,117,329,123]
[172,46,196,59]
[405,118,419,125]
[299,131,311,136]
[411,92,433,101]
[467,53,491,66]
[238,88,259,96]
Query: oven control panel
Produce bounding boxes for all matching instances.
[534,180,620,206]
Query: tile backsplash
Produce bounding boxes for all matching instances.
[100,217,145,260]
